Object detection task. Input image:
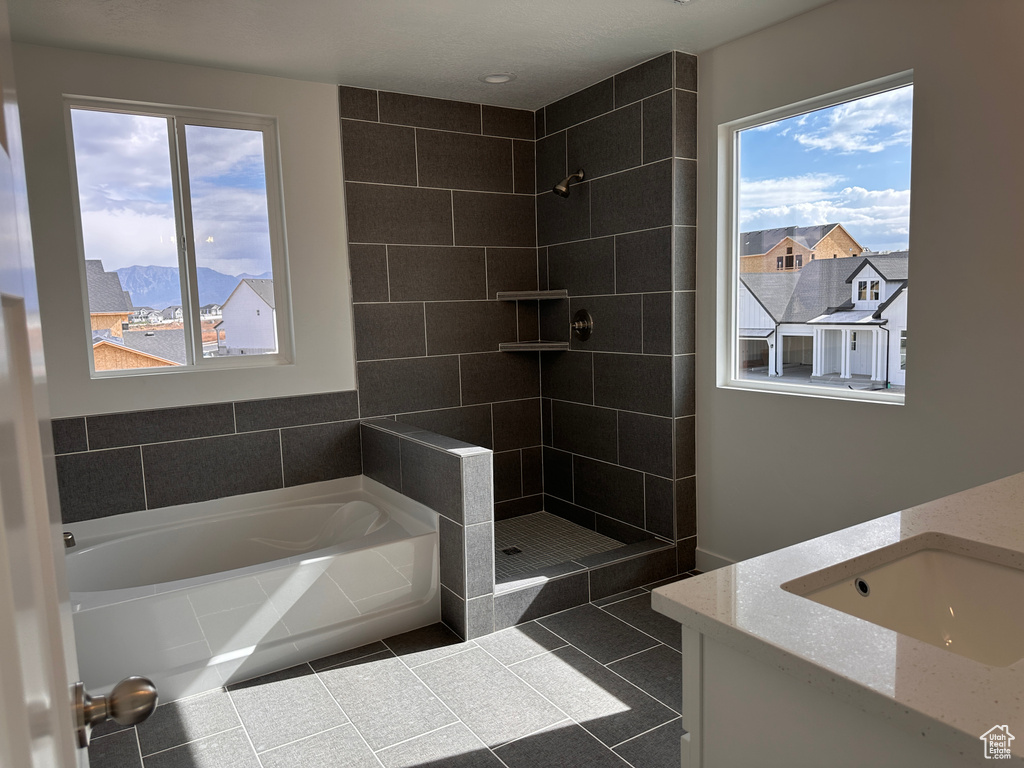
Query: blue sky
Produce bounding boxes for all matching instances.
[70,109,274,277]
[739,84,913,253]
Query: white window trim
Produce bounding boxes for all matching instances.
[66,98,295,377]
[16,45,357,417]
[719,70,912,406]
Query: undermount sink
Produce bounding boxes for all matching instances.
[782,533,1024,667]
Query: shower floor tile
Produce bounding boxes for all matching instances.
[493,512,624,582]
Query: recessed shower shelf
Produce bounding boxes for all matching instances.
[499,341,570,352]
[495,290,568,301]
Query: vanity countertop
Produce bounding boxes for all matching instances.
[652,471,1024,759]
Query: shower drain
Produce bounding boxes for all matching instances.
[501,547,523,556]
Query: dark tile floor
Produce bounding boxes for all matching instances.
[87,575,697,768]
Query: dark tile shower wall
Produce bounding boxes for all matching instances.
[340,87,544,522]
[535,52,698,571]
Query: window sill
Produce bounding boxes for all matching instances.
[721,377,905,405]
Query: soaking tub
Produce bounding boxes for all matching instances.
[64,476,439,702]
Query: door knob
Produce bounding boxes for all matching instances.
[72,676,158,748]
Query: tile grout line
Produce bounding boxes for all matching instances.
[133,726,144,767]
[138,724,246,760]
[222,689,266,767]
[533,616,681,716]
[388,649,512,764]
[609,715,684,752]
[253,724,353,761]
[471,643,576,748]
[596,600,682,650]
[309,666,387,767]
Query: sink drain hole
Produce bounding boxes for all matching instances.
[854,577,870,596]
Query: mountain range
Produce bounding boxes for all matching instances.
[116,265,272,310]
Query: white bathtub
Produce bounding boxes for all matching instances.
[64,476,439,702]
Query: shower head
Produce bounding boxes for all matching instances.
[553,169,585,198]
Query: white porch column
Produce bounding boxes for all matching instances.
[768,331,778,376]
[840,329,851,379]
[812,328,821,377]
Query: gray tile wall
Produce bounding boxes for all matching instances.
[52,392,361,523]
[360,419,494,639]
[340,86,543,523]
[535,52,698,572]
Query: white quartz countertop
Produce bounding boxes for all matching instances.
[652,471,1024,761]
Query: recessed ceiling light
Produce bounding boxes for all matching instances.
[479,73,517,84]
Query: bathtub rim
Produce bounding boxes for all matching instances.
[62,475,434,549]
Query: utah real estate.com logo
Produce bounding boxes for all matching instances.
[980,725,1014,760]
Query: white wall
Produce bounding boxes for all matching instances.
[697,0,1024,564]
[13,45,357,416]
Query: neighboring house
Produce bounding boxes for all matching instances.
[217,279,277,355]
[85,259,133,339]
[738,252,908,387]
[130,306,161,324]
[739,223,864,274]
[86,260,184,370]
[159,305,183,323]
[200,303,222,320]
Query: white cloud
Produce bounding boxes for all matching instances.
[740,185,911,251]
[740,173,844,209]
[793,86,913,154]
[80,209,179,271]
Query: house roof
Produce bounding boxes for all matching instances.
[739,272,800,322]
[742,253,910,325]
[122,329,187,364]
[781,258,861,322]
[739,224,840,257]
[159,306,182,319]
[845,252,909,283]
[91,328,185,365]
[85,260,133,313]
[242,279,276,309]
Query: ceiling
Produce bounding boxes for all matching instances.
[9,0,835,110]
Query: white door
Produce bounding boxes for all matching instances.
[0,0,86,764]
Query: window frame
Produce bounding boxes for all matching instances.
[65,97,294,379]
[720,70,912,405]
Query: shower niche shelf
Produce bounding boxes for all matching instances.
[495,289,568,301]
[498,341,570,352]
[497,289,570,352]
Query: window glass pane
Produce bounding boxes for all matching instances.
[735,83,912,395]
[70,109,186,372]
[184,124,277,358]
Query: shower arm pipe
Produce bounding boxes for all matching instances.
[552,169,585,197]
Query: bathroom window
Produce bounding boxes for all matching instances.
[725,73,912,403]
[68,101,290,375]
[900,330,907,370]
